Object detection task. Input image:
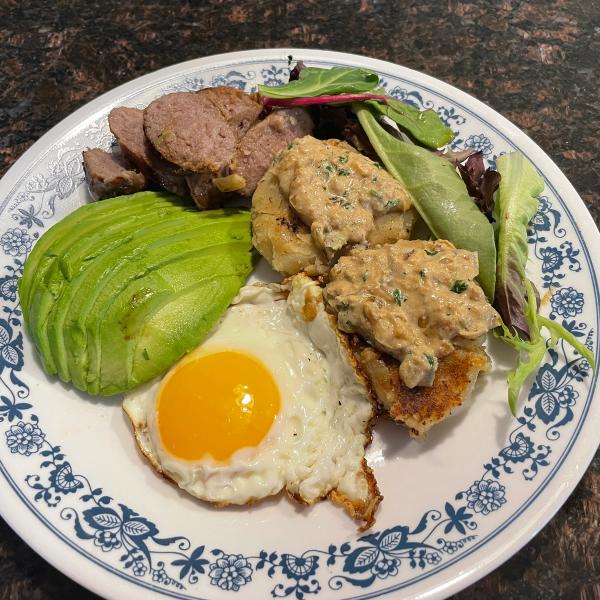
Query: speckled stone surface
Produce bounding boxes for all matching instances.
[0,1,599,599]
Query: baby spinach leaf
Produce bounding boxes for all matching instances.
[354,104,496,300]
[365,98,454,149]
[258,66,380,98]
[260,65,454,150]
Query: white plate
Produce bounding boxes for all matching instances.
[0,49,598,600]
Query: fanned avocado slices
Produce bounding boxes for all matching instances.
[18,191,257,396]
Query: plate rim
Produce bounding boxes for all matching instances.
[0,47,598,600]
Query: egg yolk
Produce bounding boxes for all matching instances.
[156,351,281,461]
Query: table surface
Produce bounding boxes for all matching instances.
[1,1,599,598]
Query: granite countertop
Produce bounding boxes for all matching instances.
[1,1,598,598]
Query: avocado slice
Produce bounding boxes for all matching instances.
[20,196,155,374]
[28,195,188,379]
[77,211,252,393]
[54,212,217,389]
[19,191,167,321]
[20,192,179,362]
[97,242,256,394]
[21,191,256,396]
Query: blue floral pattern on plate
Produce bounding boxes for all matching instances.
[0,58,596,598]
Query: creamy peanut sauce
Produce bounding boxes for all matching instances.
[272,136,412,260]
[324,239,500,388]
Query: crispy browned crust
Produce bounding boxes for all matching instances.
[328,459,382,531]
[350,336,491,437]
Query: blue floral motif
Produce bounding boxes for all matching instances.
[465,480,506,515]
[281,554,319,580]
[132,563,147,577]
[1,228,33,256]
[0,318,24,372]
[386,86,434,111]
[0,63,596,598]
[373,557,399,578]
[499,433,534,463]
[0,395,31,423]
[15,204,44,229]
[425,552,441,565]
[436,105,466,128]
[5,421,44,455]
[261,65,288,86]
[0,274,18,302]
[49,462,84,494]
[209,554,253,591]
[531,196,564,237]
[210,70,255,90]
[464,133,493,157]
[94,530,122,552]
[540,247,564,274]
[172,545,209,582]
[528,197,578,291]
[163,76,205,93]
[551,286,584,317]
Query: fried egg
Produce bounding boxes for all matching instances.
[122,274,381,528]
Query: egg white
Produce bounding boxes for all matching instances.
[123,274,379,523]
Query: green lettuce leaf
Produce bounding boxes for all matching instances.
[497,280,595,415]
[494,153,595,413]
[354,103,496,300]
[364,98,454,149]
[494,152,544,337]
[258,66,379,98]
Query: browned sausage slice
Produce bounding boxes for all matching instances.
[230,108,314,197]
[197,86,262,139]
[143,92,236,173]
[108,106,189,198]
[82,149,147,200]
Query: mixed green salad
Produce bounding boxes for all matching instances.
[259,64,594,414]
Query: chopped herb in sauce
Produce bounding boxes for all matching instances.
[450,280,469,294]
[372,175,378,182]
[336,302,350,311]
[322,162,335,180]
[392,288,407,305]
[419,270,426,279]
[338,154,349,164]
[362,271,369,281]
[384,199,400,209]
[343,201,353,209]
[337,168,350,176]
[346,320,353,329]
[425,249,438,256]
[369,189,383,199]
[373,162,382,169]
[424,353,436,368]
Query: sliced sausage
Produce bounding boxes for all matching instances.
[108,106,189,198]
[143,92,235,173]
[197,86,263,139]
[185,172,222,209]
[230,108,314,197]
[82,149,147,200]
